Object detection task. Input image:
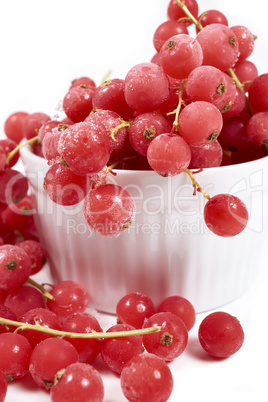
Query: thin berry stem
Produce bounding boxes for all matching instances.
[167,80,186,132]
[26,277,55,301]
[101,70,112,84]
[227,68,244,92]
[108,156,137,171]
[6,135,39,166]
[175,0,203,30]
[184,169,210,200]
[109,119,131,142]
[0,317,161,339]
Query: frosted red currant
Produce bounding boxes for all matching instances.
[124,62,169,113]
[58,121,111,176]
[83,184,135,237]
[121,353,173,402]
[147,134,191,176]
[50,363,104,402]
[204,194,249,237]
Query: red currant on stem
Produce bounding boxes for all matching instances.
[142,312,188,361]
[101,323,143,374]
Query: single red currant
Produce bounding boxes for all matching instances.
[120,353,173,402]
[50,363,104,402]
[204,194,249,237]
[116,292,156,329]
[198,311,244,358]
[142,312,188,361]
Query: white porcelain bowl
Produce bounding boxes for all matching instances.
[20,146,268,313]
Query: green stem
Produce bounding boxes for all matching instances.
[109,120,131,142]
[27,277,55,300]
[184,169,210,200]
[6,135,38,166]
[0,317,161,339]
[227,68,244,92]
[167,80,187,132]
[175,0,203,30]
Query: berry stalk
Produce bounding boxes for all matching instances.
[26,277,55,300]
[167,80,186,132]
[175,0,202,30]
[184,169,210,200]
[0,317,161,339]
[109,119,131,142]
[5,135,39,166]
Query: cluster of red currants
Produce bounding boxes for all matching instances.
[0,248,245,402]
[3,1,267,239]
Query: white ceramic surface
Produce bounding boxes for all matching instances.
[20,145,268,313]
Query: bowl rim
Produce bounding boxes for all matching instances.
[19,141,268,176]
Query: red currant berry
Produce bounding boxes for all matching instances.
[167,0,199,27]
[20,308,62,348]
[178,101,223,145]
[4,111,29,144]
[153,20,188,52]
[0,168,28,205]
[0,244,32,291]
[0,304,17,333]
[70,76,96,89]
[124,62,169,113]
[198,311,244,358]
[63,85,95,123]
[0,138,20,168]
[204,194,249,237]
[29,337,79,389]
[44,162,90,206]
[158,34,203,79]
[4,285,45,319]
[83,184,135,237]
[157,295,196,331]
[50,362,104,402]
[142,312,188,361]
[147,134,191,176]
[46,280,89,322]
[61,312,103,363]
[101,323,143,374]
[196,24,240,71]
[188,140,223,169]
[58,121,111,176]
[17,240,47,275]
[116,292,156,329]
[121,353,173,402]
[22,112,50,140]
[0,332,32,381]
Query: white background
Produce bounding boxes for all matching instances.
[0,1,268,401]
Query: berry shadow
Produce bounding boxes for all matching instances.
[186,336,227,362]
[8,372,41,392]
[91,354,120,377]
